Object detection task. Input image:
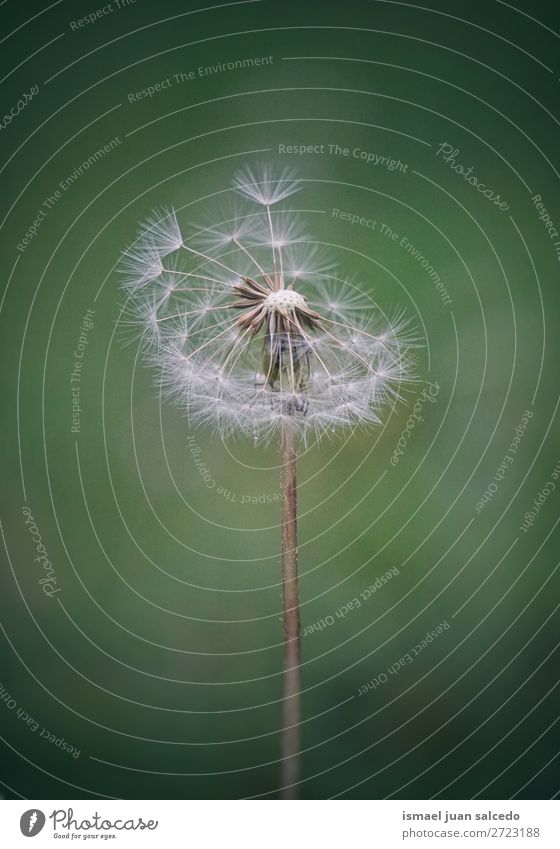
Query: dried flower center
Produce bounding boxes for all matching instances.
[264,289,307,312]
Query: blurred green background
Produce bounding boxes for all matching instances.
[1,0,559,799]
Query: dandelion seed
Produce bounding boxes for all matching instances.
[140,207,183,255]
[120,245,164,293]
[232,163,301,206]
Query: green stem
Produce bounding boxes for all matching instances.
[280,418,301,799]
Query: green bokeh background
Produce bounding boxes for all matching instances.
[1,0,559,799]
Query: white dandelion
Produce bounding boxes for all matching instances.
[119,166,421,798]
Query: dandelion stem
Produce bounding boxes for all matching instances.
[280,417,301,799]
[266,205,278,282]
[233,238,267,278]
[180,242,240,278]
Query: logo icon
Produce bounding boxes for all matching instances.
[20,810,46,837]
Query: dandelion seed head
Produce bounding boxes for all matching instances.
[120,165,421,440]
[264,289,308,311]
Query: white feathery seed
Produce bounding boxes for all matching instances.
[232,163,301,206]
